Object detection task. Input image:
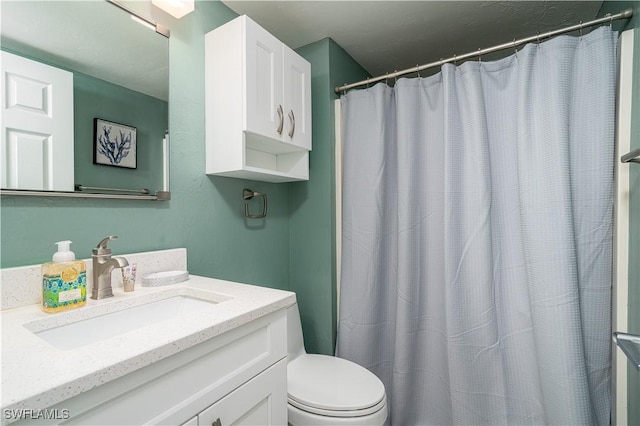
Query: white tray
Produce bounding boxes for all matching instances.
[141,270,189,287]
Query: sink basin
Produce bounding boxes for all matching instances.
[32,296,217,350]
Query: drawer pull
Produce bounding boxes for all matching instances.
[288,110,295,139]
[276,105,284,135]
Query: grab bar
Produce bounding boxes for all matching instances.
[613,332,640,370]
[621,147,640,164]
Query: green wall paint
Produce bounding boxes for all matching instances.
[74,72,168,193]
[1,1,290,293]
[599,2,640,424]
[291,38,369,355]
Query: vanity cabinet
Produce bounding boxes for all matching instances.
[14,310,288,425]
[205,15,311,183]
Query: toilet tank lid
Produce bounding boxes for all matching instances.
[287,354,386,411]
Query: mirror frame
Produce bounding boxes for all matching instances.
[0,0,171,201]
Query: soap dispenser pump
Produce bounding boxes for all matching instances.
[41,241,87,313]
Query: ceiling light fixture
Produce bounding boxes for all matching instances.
[151,0,194,19]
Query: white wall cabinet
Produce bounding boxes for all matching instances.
[12,310,288,425]
[205,15,311,183]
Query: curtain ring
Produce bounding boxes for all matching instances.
[608,13,613,27]
[453,54,457,66]
[385,73,389,86]
[477,49,482,62]
[394,70,398,85]
[416,65,421,78]
[512,39,517,56]
[366,77,370,89]
[536,32,541,47]
[579,21,583,37]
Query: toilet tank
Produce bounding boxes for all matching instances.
[287,303,306,361]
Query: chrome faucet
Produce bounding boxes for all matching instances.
[91,236,128,299]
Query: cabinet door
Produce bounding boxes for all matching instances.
[245,17,284,141]
[198,359,287,426]
[282,46,312,150]
[1,51,74,191]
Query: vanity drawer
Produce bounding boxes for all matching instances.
[19,309,287,425]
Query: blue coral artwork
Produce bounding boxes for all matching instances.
[93,118,137,169]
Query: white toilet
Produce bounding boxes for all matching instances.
[287,303,388,425]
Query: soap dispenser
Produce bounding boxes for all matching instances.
[41,241,87,313]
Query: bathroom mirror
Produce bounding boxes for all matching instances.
[0,0,170,200]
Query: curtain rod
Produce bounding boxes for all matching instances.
[335,8,633,94]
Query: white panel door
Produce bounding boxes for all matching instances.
[283,45,311,150]
[244,17,283,141]
[1,51,74,191]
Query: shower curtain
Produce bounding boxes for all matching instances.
[337,27,617,425]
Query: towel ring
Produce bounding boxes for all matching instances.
[243,189,267,219]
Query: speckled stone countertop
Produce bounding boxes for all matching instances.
[0,275,296,417]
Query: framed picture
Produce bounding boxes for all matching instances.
[93,118,137,169]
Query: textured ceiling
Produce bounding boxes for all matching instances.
[222,1,605,78]
[1,1,608,99]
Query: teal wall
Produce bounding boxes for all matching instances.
[599,2,640,424]
[1,1,291,293]
[74,73,168,193]
[291,39,369,355]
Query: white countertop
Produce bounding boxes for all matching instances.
[0,275,296,415]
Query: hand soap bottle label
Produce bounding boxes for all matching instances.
[43,267,87,309]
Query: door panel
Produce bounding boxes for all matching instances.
[282,45,311,150]
[1,51,73,191]
[245,19,283,140]
[198,359,287,426]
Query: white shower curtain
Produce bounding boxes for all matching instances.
[337,27,617,425]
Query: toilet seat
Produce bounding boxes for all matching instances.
[289,394,387,418]
[287,354,386,418]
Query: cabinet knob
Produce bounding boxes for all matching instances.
[288,110,295,139]
[212,418,222,426]
[276,105,284,135]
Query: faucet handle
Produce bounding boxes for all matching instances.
[93,235,118,255]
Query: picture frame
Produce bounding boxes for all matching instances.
[93,118,137,169]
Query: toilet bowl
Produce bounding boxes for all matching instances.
[287,303,388,426]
